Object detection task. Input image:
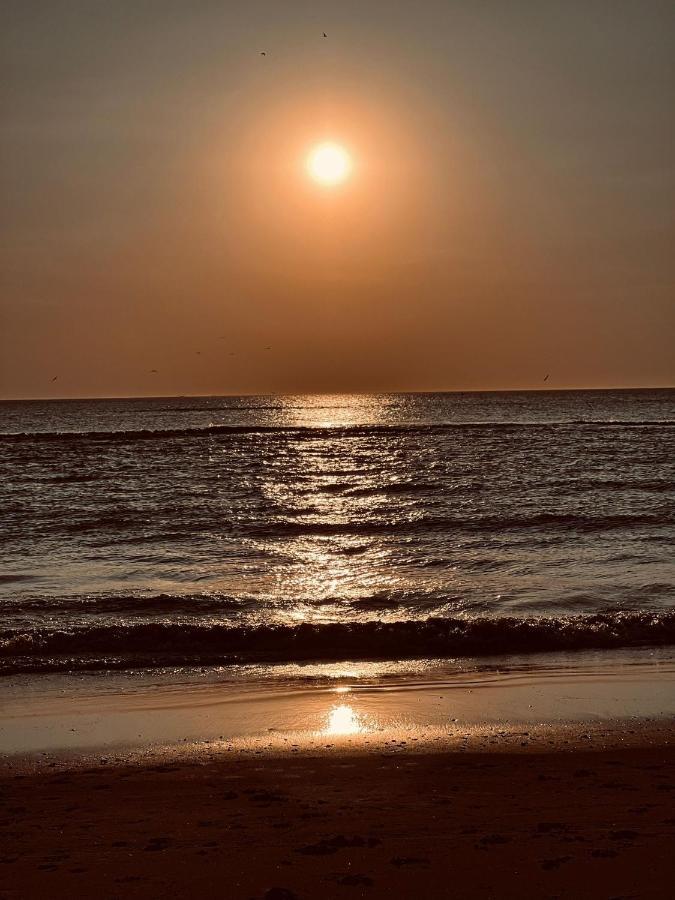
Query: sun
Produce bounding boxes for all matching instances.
[307,142,352,186]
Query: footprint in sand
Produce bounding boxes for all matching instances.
[144,837,172,852]
[390,857,430,867]
[536,822,567,834]
[297,835,380,855]
[541,856,572,870]
[478,834,511,847]
[248,790,287,804]
[337,874,374,886]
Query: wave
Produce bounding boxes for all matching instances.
[0,589,452,617]
[0,589,464,618]
[243,512,673,538]
[2,510,669,545]
[134,405,368,413]
[2,420,674,444]
[2,593,251,615]
[344,481,433,498]
[2,610,675,675]
[545,477,675,493]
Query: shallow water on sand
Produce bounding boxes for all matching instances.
[1,390,674,675]
[2,648,675,755]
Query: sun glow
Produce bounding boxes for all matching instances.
[307,142,352,186]
[325,704,365,735]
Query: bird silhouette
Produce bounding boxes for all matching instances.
[150,369,158,373]
[260,51,266,56]
[323,32,327,38]
[51,375,58,382]
[543,374,549,382]
[264,346,271,351]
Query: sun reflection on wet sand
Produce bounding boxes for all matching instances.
[324,704,368,736]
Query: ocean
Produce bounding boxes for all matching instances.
[1,389,674,678]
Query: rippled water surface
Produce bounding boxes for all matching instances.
[1,390,673,673]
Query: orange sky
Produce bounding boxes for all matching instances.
[1,1,674,398]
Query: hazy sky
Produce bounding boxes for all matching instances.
[2,0,674,398]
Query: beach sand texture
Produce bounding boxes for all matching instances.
[2,729,675,899]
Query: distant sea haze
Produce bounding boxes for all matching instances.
[1,390,673,675]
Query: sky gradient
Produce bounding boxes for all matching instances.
[2,0,674,398]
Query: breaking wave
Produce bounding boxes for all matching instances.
[2,610,675,675]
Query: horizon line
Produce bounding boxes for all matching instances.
[2,384,674,403]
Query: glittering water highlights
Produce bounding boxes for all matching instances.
[0,390,673,676]
[324,704,369,736]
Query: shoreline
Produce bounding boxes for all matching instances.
[2,646,674,759]
[4,650,674,896]
[2,714,674,774]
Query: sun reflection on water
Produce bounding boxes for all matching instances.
[324,704,367,735]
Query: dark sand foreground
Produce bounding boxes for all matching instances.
[2,726,675,899]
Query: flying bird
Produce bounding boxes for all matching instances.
[323,32,327,37]
[150,369,158,373]
[264,346,271,351]
[543,374,550,382]
[51,375,58,382]
[260,51,266,56]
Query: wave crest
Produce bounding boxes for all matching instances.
[2,420,673,444]
[2,610,675,675]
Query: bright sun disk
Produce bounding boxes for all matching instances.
[307,142,351,186]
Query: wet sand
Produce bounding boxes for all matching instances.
[3,648,675,756]
[2,722,674,899]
